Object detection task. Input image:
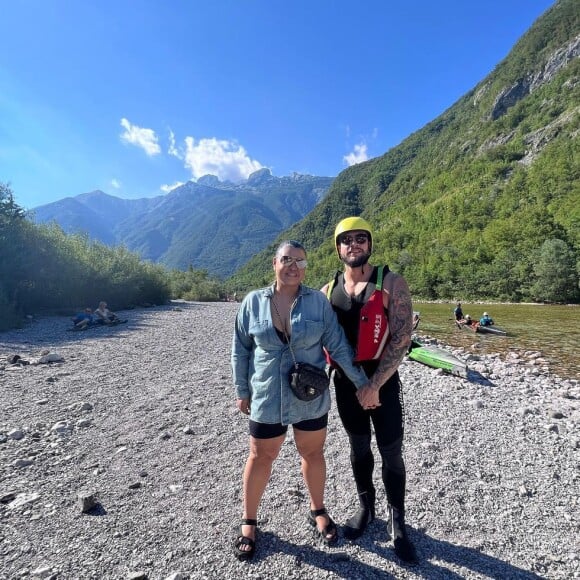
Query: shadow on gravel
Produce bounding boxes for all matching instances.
[84,504,108,517]
[248,525,545,579]
[405,528,546,579]
[465,369,495,387]
[250,530,398,579]
[366,520,544,580]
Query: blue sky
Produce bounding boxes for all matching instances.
[1,0,555,209]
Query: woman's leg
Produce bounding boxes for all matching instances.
[240,433,285,549]
[294,427,334,539]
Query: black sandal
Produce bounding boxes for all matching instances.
[308,508,338,546]
[233,518,257,561]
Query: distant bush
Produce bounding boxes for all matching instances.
[0,183,176,328]
[168,267,225,302]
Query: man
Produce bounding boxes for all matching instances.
[322,216,417,564]
[454,302,463,321]
[479,312,494,326]
[71,308,94,330]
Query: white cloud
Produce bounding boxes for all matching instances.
[183,137,264,181]
[168,129,182,159]
[120,118,161,156]
[160,181,185,193]
[343,143,368,166]
[111,179,121,189]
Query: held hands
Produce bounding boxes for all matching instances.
[237,398,251,415]
[356,383,381,410]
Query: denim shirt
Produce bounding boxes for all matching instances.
[231,283,368,426]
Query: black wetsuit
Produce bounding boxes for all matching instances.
[329,265,406,511]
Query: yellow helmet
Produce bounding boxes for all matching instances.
[334,217,373,254]
[334,216,373,257]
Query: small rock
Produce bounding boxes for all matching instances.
[0,491,17,503]
[8,429,25,440]
[31,566,54,578]
[7,492,40,510]
[51,421,72,435]
[77,491,98,513]
[329,551,351,562]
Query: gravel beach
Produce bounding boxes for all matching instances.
[1,301,578,580]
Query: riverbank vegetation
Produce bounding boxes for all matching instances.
[0,184,225,330]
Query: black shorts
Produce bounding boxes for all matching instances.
[249,413,328,439]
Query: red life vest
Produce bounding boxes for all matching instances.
[326,265,389,362]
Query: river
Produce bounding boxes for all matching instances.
[413,302,580,381]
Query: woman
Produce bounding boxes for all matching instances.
[231,240,370,561]
[94,301,119,325]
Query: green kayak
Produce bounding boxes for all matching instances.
[408,340,468,378]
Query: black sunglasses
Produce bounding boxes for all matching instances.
[339,233,369,246]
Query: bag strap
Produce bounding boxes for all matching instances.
[271,298,299,369]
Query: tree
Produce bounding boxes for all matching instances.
[0,182,25,221]
[532,239,578,303]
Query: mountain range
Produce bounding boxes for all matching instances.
[30,169,333,278]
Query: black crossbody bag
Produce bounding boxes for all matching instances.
[272,300,330,402]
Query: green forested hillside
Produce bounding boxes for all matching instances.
[228,0,579,303]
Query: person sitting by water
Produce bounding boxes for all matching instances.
[412,311,420,330]
[94,301,120,325]
[463,314,476,326]
[479,312,494,326]
[71,308,95,330]
[454,302,463,321]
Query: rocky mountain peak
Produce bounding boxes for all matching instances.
[197,175,221,186]
[247,168,273,186]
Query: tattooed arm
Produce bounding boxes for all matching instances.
[368,271,413,391]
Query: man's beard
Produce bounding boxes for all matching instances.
[341,252,371,268]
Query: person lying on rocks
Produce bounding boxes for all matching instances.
[71,308,95,330]
[94,301,121,325]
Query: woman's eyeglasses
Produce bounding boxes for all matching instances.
[279,256,308,268]
[339,234,369,246]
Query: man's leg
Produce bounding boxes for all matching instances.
[372,375,417,563]
[335,372,376,539]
